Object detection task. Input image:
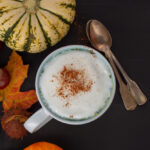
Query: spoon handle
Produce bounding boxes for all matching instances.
[105,48,137,110]
[111,51,147,105]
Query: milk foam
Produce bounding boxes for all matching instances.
[39,50,113,119]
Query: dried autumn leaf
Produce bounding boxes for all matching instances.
[0,52,38,111]
[3,90,38,111]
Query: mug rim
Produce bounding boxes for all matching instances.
[35,45,116,125]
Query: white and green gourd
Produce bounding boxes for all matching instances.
[0,0,76,53]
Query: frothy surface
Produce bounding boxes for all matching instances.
[39,50,113,119]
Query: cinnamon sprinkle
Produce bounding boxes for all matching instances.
[65,102,70,107]
[69,115,74,119]
[55,65,93,99]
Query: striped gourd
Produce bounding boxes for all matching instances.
[0,0,76,53]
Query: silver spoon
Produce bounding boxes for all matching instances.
[86,19,147,106]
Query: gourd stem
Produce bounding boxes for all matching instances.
[23,0,39,14]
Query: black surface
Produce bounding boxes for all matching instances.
[0,0,150,150]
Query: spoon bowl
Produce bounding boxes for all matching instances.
[86,20,112,50]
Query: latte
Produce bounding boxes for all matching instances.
[39,50,113,120]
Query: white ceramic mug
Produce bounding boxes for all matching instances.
[24,45,116,133]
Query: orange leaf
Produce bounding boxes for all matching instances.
[0,52,38,111]
[24,142,63,150]
[3,90,38,111]
[5,51,29,93]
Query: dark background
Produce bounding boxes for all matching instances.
[0,0,150,149]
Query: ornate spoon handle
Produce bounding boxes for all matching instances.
[111,51,147,105]
[105,48,137,110]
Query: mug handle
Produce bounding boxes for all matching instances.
[24,108,52,133]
